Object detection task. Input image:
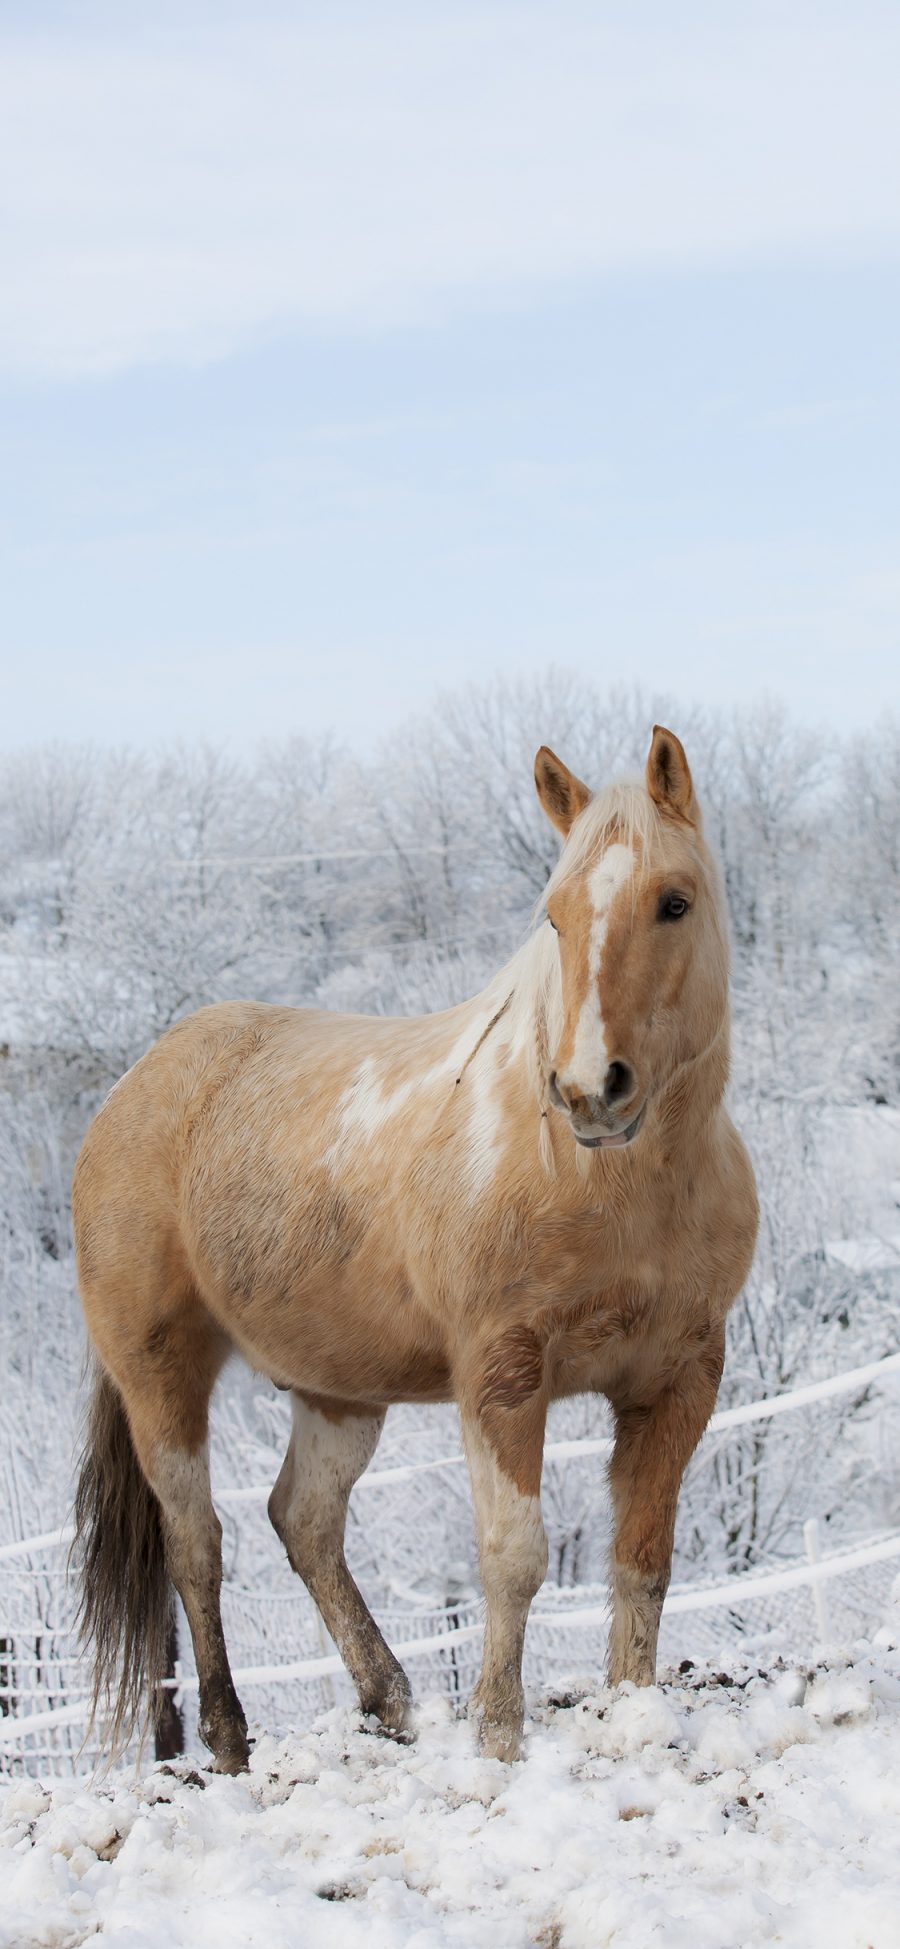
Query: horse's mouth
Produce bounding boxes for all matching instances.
[574,1104,646,1150]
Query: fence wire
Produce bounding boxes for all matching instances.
[3,1357,900,1778]
[3,1529,899,1778]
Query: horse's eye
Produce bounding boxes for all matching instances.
[547,916,559,934]
[658,893,689,922]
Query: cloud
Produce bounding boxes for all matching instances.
[2,1,900,377]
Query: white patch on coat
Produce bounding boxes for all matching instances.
[336,1056,419,1141]
[465,1421,548,1609]
[463,1046,504,1197]
[271,1395,382,1543]
[331,1000,511,1163]
[150,1441,220,1556]
[557,842,633,1096]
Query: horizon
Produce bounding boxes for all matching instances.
[1,675,894,765]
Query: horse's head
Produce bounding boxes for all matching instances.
[534,726,729,1150]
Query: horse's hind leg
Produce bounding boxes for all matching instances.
[268,1393,412,1731]
[121,1305,251,1774]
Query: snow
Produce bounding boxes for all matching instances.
[819,1105,900,1242]
[4,1644,900,1949]
[824,1234,900,1273]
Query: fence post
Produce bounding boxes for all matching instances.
[803,1518,832,1643]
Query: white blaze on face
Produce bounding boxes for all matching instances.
[557,841,633,1097]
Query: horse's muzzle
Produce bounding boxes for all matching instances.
[573,1103,646,1149]
[548,1067,645,1148]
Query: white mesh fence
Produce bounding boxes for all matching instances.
[2,1354,899,1778]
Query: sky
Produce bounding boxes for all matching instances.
[2,0,899,752]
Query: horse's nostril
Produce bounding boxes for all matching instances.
[549,1071,557,1092]
[604,1061,634,1105]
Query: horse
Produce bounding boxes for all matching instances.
[72,725,758,1772]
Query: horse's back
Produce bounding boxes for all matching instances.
[72,996,392,1267]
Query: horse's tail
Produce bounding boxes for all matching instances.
[72,1364,172,1753]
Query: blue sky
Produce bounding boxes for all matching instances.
[2,1,899,749]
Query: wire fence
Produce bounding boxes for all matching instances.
[2,1353,899,1778]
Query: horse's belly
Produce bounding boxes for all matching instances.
[222,1294,454,1406]
[182,1164,452,1405]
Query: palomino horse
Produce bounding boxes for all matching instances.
[72,726,757,1771]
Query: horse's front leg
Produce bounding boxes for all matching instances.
[459,1334,549,1762]
[607,1336,724,1688]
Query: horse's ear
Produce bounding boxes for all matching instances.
[646,725,696,823]
[534,746,592,837]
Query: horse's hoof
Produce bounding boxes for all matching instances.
[469,1691,523,1762]
[212,1740,250,1776]
[203,1721,251,1775]
[382,1675,414,1733]
[476,1717,522,1763]
[607,1661,655,1690]
[360,1667,413,1735]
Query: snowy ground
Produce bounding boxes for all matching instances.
[3,1643,900,1949]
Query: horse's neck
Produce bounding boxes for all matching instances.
[650,1014,732,1144]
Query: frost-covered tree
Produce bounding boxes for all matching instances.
[0,678,898,1633]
